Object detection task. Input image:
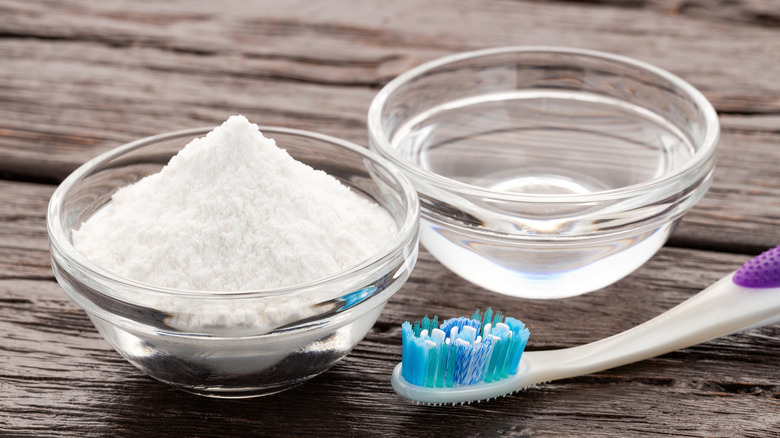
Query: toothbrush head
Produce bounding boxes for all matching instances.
[395,308,530,403]
[733,245,780,288]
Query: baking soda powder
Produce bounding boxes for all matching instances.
[73,115,396,331]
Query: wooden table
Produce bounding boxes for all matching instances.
[2,1,779,436]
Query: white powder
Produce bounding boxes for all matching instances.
[73,115,396,331]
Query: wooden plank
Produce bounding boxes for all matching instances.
[3,179,778,437]
[1,1,779,253]
[0,248,778,436]
[1,0,779,436]
[0,181,54,280]
[670,114,780,253]
[1,0,780,178]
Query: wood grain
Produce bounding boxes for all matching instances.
[2,0,779,250]
[1,249,779,437]
[2,0,780,170]
[1,0,779,436]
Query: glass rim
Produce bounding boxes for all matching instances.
[367,45,720,204]
[47,126,420,300]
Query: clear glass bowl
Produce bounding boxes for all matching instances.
[368,46,719,298]
[47,127,420,398]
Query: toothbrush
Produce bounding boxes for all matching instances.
[392,246,780,405]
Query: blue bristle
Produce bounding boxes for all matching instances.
[401,322,412,382]
[439,316,481,337]
[503,337,520,378]
[482,308,493,332]
[407,335,418,385]
[504,317,523,333]
[492,330,512,381]
[445,341,456,387]
[423,340,437,387]
[492,311,504,327]
[400,309,530,388]
[483,335,500,383]
[452,339,471,385]
[435,341,448,388]
[454,338,493,385]
[505,317,530,375]
[422,315,431,333]
[413,337,429,386]
[479,336,496,382]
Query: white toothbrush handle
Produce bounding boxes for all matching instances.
[393,246,780,405]
[525,272,780,384]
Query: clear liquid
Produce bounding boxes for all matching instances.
[393,91,694,196]
[391,91,695,297]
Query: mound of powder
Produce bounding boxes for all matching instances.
[73,115,396,292]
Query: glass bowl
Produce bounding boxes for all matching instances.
[47,126,420,398]
[368,46,719,299]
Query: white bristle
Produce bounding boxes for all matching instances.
[461,325,477,342]
[431,328,446,344]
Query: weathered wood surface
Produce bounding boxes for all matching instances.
[1,0,779,436]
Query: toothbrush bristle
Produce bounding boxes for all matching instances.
[400,308,530,389]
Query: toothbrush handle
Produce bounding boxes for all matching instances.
[527,273,780,383]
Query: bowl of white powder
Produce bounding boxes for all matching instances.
[47,116,420,398]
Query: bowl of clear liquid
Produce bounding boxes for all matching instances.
[368,46,719,298]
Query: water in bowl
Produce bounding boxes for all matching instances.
[391,90,695,298]
[394,90,694,195]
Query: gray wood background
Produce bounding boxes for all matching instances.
[1,0,778,436]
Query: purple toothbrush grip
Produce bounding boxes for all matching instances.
[732,246,780,288]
